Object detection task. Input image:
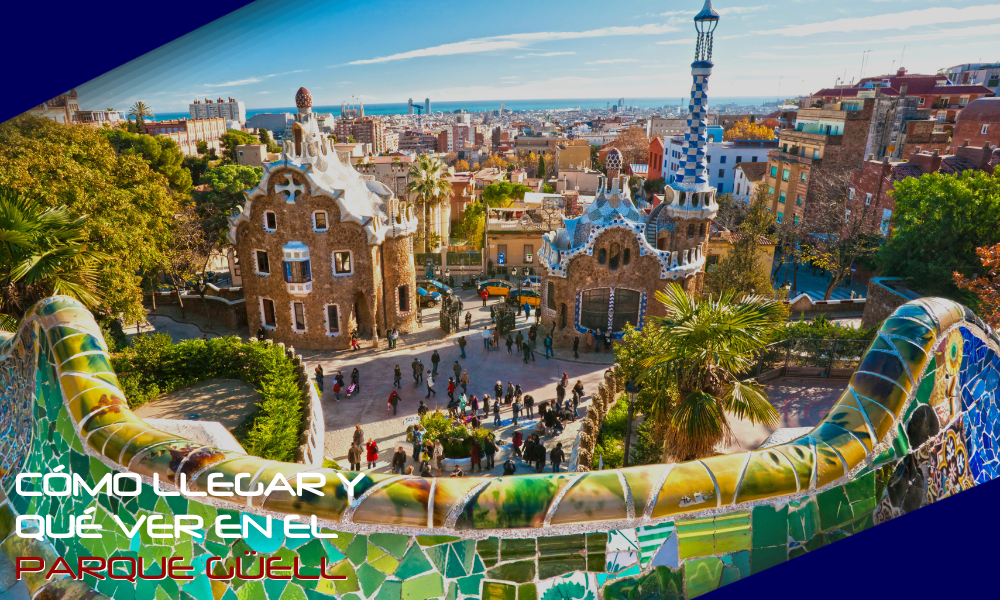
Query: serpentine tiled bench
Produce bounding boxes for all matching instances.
[1,295,997,599]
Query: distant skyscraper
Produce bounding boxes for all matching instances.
[408,98,414,114]
[190,96,246,123]
[425,98,431,113]
[500,102,505,115]
[618,98,624,108]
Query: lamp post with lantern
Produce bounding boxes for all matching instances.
[623,378,642,467]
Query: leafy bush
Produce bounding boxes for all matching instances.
[111,333,305,462]
[418,409,494,458]
[769,314,877,343]
[591,397,659,470]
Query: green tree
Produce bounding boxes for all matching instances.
[537,155,546,179]
[0,185,109,326]
[406,156,452,252]
[258,128,281,154]
[127,101,154,127]
[196,140,209,155]
[481,181,531,206]
[219,129,259,164]
[0,115,178,324]
[99,128,192,198]
[196,164,262,249]
[637,283,783,460]
[642,177,665,197]
[705,187,776,297]
[879,169,1000,297]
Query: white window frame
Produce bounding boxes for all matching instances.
[776,212,783,224]
[323,303,341,336]
[332,250,354,276]
[313,210,329,232]
[263,210,277,232]
[253,249,270,276]
[848,188,855,200]
[917,97,925,106]
[865,193,872,206]
[983,124,990,135]
[397,284,412,316]
[259,297,277,330]
[290,301,307,333]
[845,209,851,222]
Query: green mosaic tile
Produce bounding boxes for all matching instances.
[446,544,470,578]
[893,423,910,458]
[751,505,787,548]
[426,544,449,573]
[750,544,787,574]
[374,580,402,600]
[264,577,289,600]
[472,555,486,575]
[486,559,536,583]
[417,535,460,546]
[719,564,741,587]
[328,532,356,553]
[401,572,444,600]
[730,550,751,580]
[330,559,361,595]
[481,582,516,600]
[713,513,751,554]
[684,557,724,599]
[477,537,499,568]
[804,533,830,552]
[676,517,714,559]
[236,581,266,600]
[346,534,368,566]
[369,541,387,562]
[788,546,807,560]
[817,485,853,531]
[358,563,388,597]
[320,539,347,565]
[517,583,537,600]
[370,551,401,575]
[371,533,410,559]
[446,582,457,600]
[537,534,586,579]
[457,574,485,596]
[279,583,309,600]
[395,544,434,579]
[500,538,536,562]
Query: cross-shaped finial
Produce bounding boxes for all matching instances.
[275,173,305,202]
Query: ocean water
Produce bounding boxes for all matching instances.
[151,96,777,122]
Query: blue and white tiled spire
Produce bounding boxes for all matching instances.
[673,0,720,190]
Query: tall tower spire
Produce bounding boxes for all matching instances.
[673,0,721,188]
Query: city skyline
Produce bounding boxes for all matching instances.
[76,0,1000,114]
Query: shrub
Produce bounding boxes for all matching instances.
[591,397,658,470]
[418,409,495,459]
[111,334,305,462]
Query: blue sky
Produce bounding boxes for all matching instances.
[79,0,1000,112]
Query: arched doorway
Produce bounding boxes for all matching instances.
[353,292,373,337]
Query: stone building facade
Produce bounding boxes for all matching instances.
[537,2,722,347]
[229,87,419,350]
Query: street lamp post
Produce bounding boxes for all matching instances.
[511,267,520,315]
[623,379,641,467]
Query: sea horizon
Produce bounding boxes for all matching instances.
[149,96,783,122]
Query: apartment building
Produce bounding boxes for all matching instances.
[732,161,768,204]
[190,97,246,123]
[556,139,592,170]
[142,117,226,156]
[645,116,687,139]
[946,62,1000,97]
[763,99,875,226]
[336,116,387,154]
[949,97,1000,152]
[28,90,127,127]
[664,137,775,194]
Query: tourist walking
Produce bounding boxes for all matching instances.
[426,372,436,398]
[333,379,341,401]
[484,435,497,470]
[431,350,441,376]
[412,358,422,384]
[594,328,603,352]
[502,458,517,476]
[481,288,489,307]
[433,440,445,476]
[604,329,612,352]
[515,330,524,352]
[512,431,524,458]
[453,360,462,381]
[482,326,491,349]
[392,447,407,474]
[470,394,479,414]
[523,435,535,465]
[506,335,514,354]
[314,365,324,394]
[561,373,569,388]
[522,341,531,364]
[493,400,501,427]
[388,390,400,415]
[524,394,534,417]
[418,400,428,416]
[391,328,399,349]
[482,394,490,417]
[393,364,402,388]
[411,425,424,462]
[556,383,566,405]
[353,424,364,447]
[544,334,553,359]
[585,329,594,353]
[524,303,532,321]
[458,336,467,358]
[550,442,564,473]
[494,381,503,400]
[365,438,379,470]
[532,437,546,473]
[447,377,456,402]
[573,336,580,358]
[465,311,472,330]
[460,369,470,393]
[512,398,521,424]
[351,368,360,393]
[347,442,362,471]
[256,326,266,341]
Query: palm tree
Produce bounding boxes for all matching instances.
[406,155,452,253]
[128,101,154,126]
[0,186,108,330]
[640,283,784,461]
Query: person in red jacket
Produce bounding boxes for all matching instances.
[470,439,482,473]
[365,438,379,470]
[512,431,523,457]
[480,288,489,307]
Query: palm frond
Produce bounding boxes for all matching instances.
[670,390,731,445]
[0,313,19,333]
[722,380,780,427]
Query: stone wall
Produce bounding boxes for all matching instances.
[235,165,417,350]
[862,277,919,328]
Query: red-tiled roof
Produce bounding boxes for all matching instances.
[734,161,768,180]
[815,74,993,99]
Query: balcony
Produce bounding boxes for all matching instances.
[769,149,819,167]
[286,281,313,296]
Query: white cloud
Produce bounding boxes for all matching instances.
[347,23,678,65]
[656,38,696,45]
[208,77,262,87]
[717,5,772,14]
[759,4,1000,37]
[586,58,638,64]
[526,51,576,56]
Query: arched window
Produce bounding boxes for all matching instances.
[687,224,695,239]
[597,247,607,264]
[699,224,705,238]
[547,281,556,310]
[608,243,621,270]
[559,303,567,329]
[623,247,631,266]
